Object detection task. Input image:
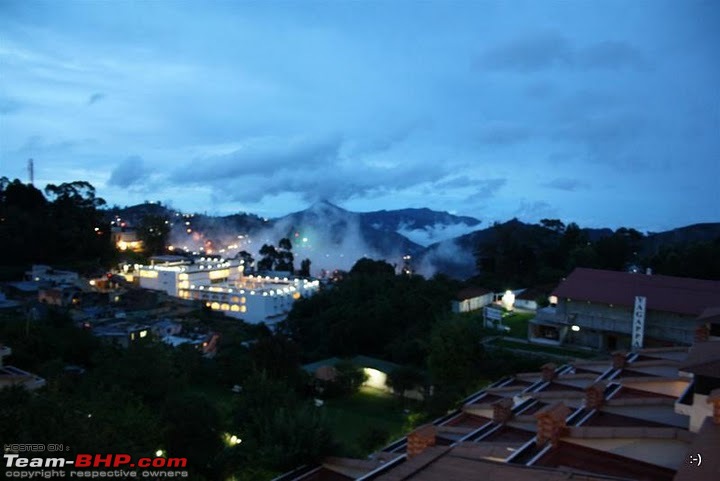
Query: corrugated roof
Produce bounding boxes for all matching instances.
[455,287,493,301]
[551,268,720,316]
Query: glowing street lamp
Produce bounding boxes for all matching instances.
[502,290,515,311]
[223,433,242,446]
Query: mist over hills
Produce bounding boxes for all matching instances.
[107,202,720,280]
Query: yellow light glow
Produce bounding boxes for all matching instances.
[139,330,147,338]
[179,273,189,281]
[221,303,230,311]
[230,305,239,312]
[208,269,230,280]
[139,270,159,279]
[502,290,515,310]
[231,296,240,303]
[293,292,301,300]
[211,302,220,310]
[363,368,387,390]
[240,305,247,313]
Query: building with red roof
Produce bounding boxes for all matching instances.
[529,268,720,351]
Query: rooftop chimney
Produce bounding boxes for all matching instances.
[535,402,570,448]
[708,389,720,425]
[407,424,436,458]
[541,363,557,382]
[493,398,514,424]
[585,381,606,410]
[611,351,627,370]
[695,324,710,344]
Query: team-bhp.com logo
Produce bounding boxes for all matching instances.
[4,450,189,479]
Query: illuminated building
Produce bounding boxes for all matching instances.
[0,344,46,390]
[111,227,144,252]
[530,268,720,350]
[134,257,319,324]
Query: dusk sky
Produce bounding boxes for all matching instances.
[1,0,718,231]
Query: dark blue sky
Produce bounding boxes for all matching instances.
[1,0,718,231]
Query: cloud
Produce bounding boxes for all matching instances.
[542,178,589,191]
[553,112,648,162]
[514,200,557,221]
[478,32,649,73]
[478,121,532,145]
[87,92,105,105]
[171,135,458,204]
[171,136,343,183]
[433,175,477,190]
[576,41,650,71]
[478,31,573,72]
[0,96,22,114]
[107,156,151,188]
[465,178,507,202]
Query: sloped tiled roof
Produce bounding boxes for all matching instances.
[552,268,720,316]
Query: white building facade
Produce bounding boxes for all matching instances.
[134,257,319,324]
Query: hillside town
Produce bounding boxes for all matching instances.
[2,2,719,481]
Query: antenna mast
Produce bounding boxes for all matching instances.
[28,158,34,185]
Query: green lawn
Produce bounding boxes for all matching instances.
[501,312,535,338]
[492,338,602,360]
[323,387,421,457]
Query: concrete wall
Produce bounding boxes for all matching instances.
[675,392,714,432]
[555,300,696,346]
[451,293,494,313]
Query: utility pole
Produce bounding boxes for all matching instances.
[28,158,34,185]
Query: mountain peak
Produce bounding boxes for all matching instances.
[307,199,345,213]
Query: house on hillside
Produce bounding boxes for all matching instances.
[302,355,424,400]
[451,287,494,314]
[529,268,720,350]
[0,345,45,391]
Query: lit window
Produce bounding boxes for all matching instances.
[139,330,147,338]
[211,302,220,310]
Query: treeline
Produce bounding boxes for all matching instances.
[0,309,338,480]
[0,178,114,277]
[281,259,541,411]
[281,259,460,367]
[472,218,720,290]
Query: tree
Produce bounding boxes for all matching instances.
[257,244,278,271]
[139,214,170,255]
[333,360,367,395]
[231,372,336,471]
[162,392,223,475]
[387,366,425,402]
[299,258,312,277]
[276,237,294,272]
[349,258,395,277]
[428,317,485,404]
[540,218,566,233]
[236,250,254,271]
